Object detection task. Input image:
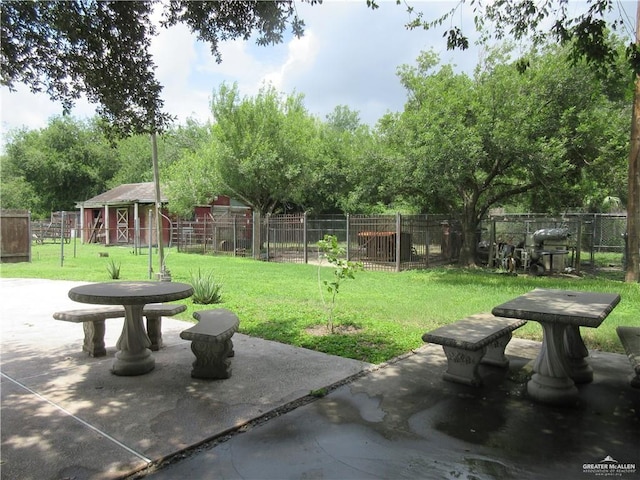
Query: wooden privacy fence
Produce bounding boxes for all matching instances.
[1,209,31,263]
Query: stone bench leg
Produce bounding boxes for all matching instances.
[442,346,486,386]
[481,333,512,368]
[189,338,234,379]
[83,320,106,357]
[145,315,163,351]
[628,368,640,388]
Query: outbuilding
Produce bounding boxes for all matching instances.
[76,182,247,247]
[77,182,169,247]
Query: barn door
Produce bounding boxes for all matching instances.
[116,208,129,243]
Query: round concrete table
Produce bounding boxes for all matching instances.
[68,281,193,376]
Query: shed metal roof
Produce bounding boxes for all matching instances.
[78,183,167,207]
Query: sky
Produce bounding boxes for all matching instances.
[1,0,636,146]
[0,1,480,145]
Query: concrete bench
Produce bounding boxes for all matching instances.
[180,309,239,380]
[422,313,527,386]
[53,303,187,357]
[616,326,640,388]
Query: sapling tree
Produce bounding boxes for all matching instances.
[317,234,363,333]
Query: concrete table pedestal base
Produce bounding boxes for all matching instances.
[527,373,579,406]
[112,348,155,376]
[112,304,155,376]
[527,321,579,405]
[564,325,594,383]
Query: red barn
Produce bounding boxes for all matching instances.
[77,182,248,246]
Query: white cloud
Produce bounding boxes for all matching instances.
[151,20,210,125]
[273,0,438,124]
[0,0,482,144]
[0,84,96,142]
[262,32,319,91]
[194,38,284,100]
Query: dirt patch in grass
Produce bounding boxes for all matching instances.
[305,324,364,336]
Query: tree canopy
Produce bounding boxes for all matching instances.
[1,0,314,137]
[0,116,211,218]
[209,83,321,215]
[3,42,630,229]
[378,44,631,265]
[1,117,118,216]
[402,0,639,74]
[400,0,638,281]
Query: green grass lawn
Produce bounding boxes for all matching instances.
[2,243,638,363]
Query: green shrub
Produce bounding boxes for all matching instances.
[189,268,223,304]
[106,259,121,279]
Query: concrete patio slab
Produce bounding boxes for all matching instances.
[1,278,638,480]
[0,278,370,480]
[138,341,640,480]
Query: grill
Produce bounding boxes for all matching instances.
[528,228,570,275]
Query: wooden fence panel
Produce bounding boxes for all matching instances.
[1,209,31,263]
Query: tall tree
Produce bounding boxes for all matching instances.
[628,3,640,283]
[210,83,320,215]
[306,106,376,214]
[403,0,639,280]
[514,40,632,213]
[383,45,630,266]
[1,1,168,137]
[107,134,156,187]
[164,143,221,218]
[0,154,41,215]
[1,116,118,216]
[1,0,317,271]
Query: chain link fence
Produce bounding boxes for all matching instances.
[30,212,628,274]
[252,213,458,272]
[479,213,627,273]
[168,213,459,272]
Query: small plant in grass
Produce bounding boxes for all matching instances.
[317,234,363,333]
[106,259,121,279]
[189,268,223,304]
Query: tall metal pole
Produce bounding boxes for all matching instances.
[60,211,64,267]
[151,132,164,277]
[148,209,153,279]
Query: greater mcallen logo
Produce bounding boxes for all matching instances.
[583,455,637,476]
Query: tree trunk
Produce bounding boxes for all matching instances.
[627,86,640,282]
[626,1,640,283]
[458,208,479,267]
